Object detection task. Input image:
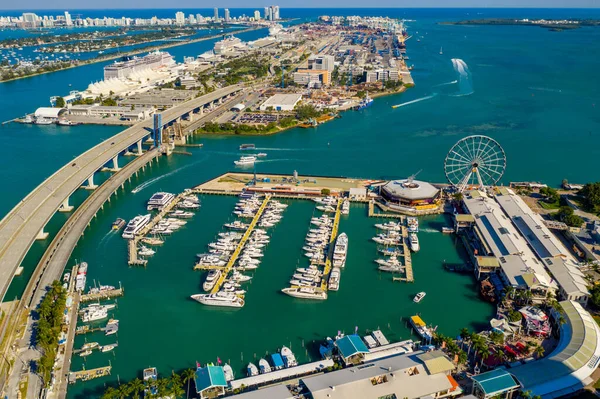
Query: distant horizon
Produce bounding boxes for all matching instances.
[1,5,600,11]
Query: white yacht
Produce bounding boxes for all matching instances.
[407,217,419,233]
[414,291,426,303]
[170,210,194,218]
[81,307,108,322]
[282,287,327,301]
[259,358,271,373]
[247,363,259,377]
[341,199,350,215]
[225,221,249,230]
[328,267,341,291]
[409,233,420,252]
[147,192,175,211]
[191,292,245,308]
[178,201,200,209]
[203,270,222,292]
[280,346,298,367]
[234,156,257,166]
[223,364,234,382]
[122,214,151,239]
[138,246,155,257]
[332,233,348,268]
[375,221,401,231]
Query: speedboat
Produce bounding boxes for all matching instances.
[280,346,298,367]
[259,358,271,373]
[413,292,426,303]
[257,153,267,157]
[138,246,155,257]
[247,362,259,377]
[223,364,234,382]
[101,344,117,352]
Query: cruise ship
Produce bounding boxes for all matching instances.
[191,292,245,308]
[147,192,175,211]
[122,214,152,239]
[103,51,174,80]
[282,286,327,300]
[332,232,348,268]
[214,36,243,55]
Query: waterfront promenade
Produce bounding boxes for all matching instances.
[0,84,244,304]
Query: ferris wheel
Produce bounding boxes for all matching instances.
[444,135,506,192]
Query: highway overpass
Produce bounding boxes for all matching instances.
[0,84,243,302]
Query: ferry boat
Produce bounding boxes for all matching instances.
[223,364,234,382]
[328,267,341,291]
[143,367,158,397]
[239,144,256,150]
[409,233,420,252]
[259,358,271,373]
[147,192,175,211]
[122,214,151,239]
[353,92,373,111]
[112,218,126,230]
[332,233,348,268]
[281,287,327,300]
[203,270,222,292]
[409,315,433,341]
[247,363,259,377]
[413,291,426,303]
[191,292,245,308]
[234,156,257,166]
[280,346,298,367]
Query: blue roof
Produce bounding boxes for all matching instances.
[335,335,370,359]
[472,369,519,395]
[195,366,228,392]
[271,353,284,368]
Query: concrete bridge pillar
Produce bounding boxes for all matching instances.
[36,227,49,240]
[136,140,143,156]
[84,174,98,190]
[112,155,120,171]
[188,112,194,122]
[58,197,74,213]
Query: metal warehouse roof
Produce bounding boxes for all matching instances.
[471,369,519,396]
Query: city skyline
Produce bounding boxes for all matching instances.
[1,0,600,11]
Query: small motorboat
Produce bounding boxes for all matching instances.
[247,362,259,377]
[413,292,426,303]
[259,358,271,373]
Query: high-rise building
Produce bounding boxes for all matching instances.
[273,6,280,20]
[264,7,270,21]
[253,10,260,20]
[64,11,72,26]
[213,8,219,21]
[224,9,230,22]
[308,55,335,72]
[196,14,203,23]
[175,11,185,25]
[22,13,38,28]
[189,14,196,24]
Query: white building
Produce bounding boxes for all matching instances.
[175,11,185,25]
[259,93,302,111]
[213,8,219,22]
[308,55,335,72]
[224,9,230,22]
[254,10,260,20]
[64,11,72,26]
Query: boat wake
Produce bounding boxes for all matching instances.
[392,94,438,109]
[131,156,207,194]
[451,58,474,96]
[420,228,439,233]
[528,86,563,93]
[433,80,458,87]
[255,158,305,163]
[97,230,115,250]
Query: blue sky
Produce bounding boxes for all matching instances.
[2,0,599,10]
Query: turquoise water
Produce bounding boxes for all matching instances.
[0,8,599,397]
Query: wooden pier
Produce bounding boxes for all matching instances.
[68,365,111,384]
[320,199,343,291]
[401,225,414,282]
[368,201,404,219]
[128,192,190,266]
[80,286,124,302]
[75,325,104,335]
[206,196,271,293]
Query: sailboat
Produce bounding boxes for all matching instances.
[439,47,443,55]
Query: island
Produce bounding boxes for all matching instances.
[440,18,600,31]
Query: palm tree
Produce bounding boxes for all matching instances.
[101,387,118,399]
[127,378,144,399]
[495,349,505,364]
[480,348,490,361]
[182,368,196,399]
[157,378,169,398]
[504,286,515,300]
[116,383,131,399]
[534,344,545,359]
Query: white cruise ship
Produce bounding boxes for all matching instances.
[103,51,174,80]
[332,232,348,268]
[214,36,243,55]
[191,292,245,308]
[234,156,257,166]
[122,214,152,239]
[147,192,175,211]
[282,287,327,300]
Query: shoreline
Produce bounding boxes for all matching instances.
[0,26,263,84]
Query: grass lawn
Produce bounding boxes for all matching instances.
[538,200,560,210]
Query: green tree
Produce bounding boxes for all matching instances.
[101,387,118,399]
[116,383,131,399]
[533,344,545,359]
[55,96,66,108]
[182,368,196,399]
[495,349,506,364]
[556,206,584,227]
[127,378,144,399]
[581,182,600,212]
[321,188,331,196]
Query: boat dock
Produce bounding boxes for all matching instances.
[321,199,343,291]
[399,225,414,282]
[368,201,404,219]
[68,365,111,384]
[195,196,272,295]
[80,286,124,302]
[127,192,188,266]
